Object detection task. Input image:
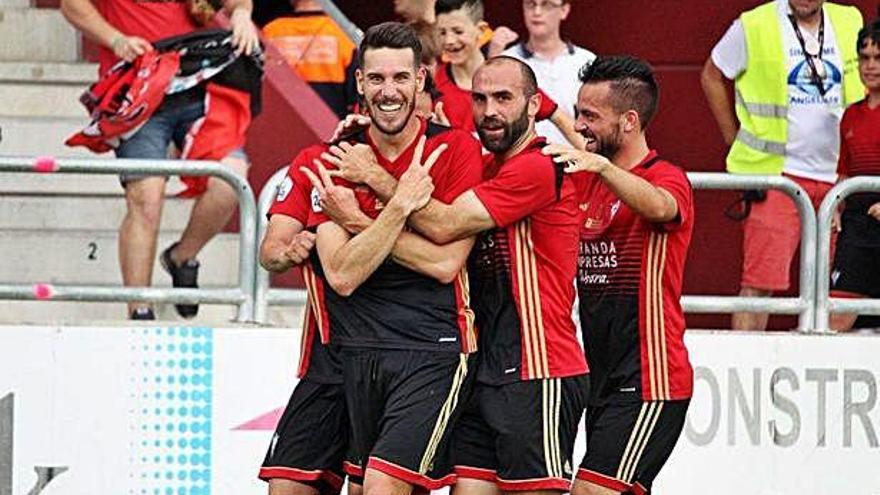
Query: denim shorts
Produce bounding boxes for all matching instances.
[115,94,247,186]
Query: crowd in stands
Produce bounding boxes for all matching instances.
[57,0,880,334]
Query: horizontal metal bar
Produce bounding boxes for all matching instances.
[682,296,807,315]
[267,289,309,305]
[0,285,245,304]
[827,298,880,315]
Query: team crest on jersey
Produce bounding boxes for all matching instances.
[311,187,323,212]
[276,176,293,202]
[831,269,841,286]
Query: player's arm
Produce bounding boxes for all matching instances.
[544,144,678,223]
[60,0,152,61]
[309,136,440,295]
[259,216,316,273]
[700,58,738,146]
[548,106,587,149]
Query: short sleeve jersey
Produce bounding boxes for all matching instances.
[308,121,483,353]
[836,99,880,244]
[577,152,694,403]
[97,0,197,74]
[468,137,588,385]
[268,146,343,384]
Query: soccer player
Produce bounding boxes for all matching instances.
[543,55,694,495]
[304,21,483,495]
[257,148,363,495]
[318,55,589,495]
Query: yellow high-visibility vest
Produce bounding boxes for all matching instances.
[727,1,864,175]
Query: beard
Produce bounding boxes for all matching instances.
[580,123,623,159]
[477,105,531,154]
[367,93,417,136]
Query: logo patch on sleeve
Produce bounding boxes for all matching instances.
[276,176,293,202]
[311,187,323,212]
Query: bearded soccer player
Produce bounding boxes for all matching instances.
[543,55,694,495]
[304,22,483,495]
[321,56,589,495]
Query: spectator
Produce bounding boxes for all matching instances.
[262,0,358,118]
[433,0,583,145]
[503,0,596,144]
[701,0,864,331]
[829,18,880,332]
[61,0,260,320]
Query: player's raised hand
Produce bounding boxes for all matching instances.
[393,136,446,214]
[283,230,315,265]
[542,144,612,174]
[320,142,381,184]
[301,159,366,230]
[327,113,372,143]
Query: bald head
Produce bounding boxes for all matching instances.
[477,56,538,98]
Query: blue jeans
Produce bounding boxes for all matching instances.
[115,97,205,185]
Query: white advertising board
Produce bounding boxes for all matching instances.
[0,327,877,494]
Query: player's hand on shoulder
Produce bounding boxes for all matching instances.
[430,101,451,127]
[328,114,371,143]
[542,144,611,174]
[283,231,315,265]
[301,159,366,230]
[321,142,381,185]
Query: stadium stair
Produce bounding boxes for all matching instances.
[0,4,270,325]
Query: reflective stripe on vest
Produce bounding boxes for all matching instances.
[727,1,864,175]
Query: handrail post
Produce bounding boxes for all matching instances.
[814,176,880,333]
[254,166,290,324]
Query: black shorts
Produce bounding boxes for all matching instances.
[577,397,690,494]
[259,380,358,494]
[453,375,588,492]
[342,348,472,491]
[830,232,880,297]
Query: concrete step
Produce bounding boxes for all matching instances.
[0,115,96,157]
[0,230,241,285]
[0,8,80,62]
[0,81,87,118]
[0,195,204,231]
[0,171,190,196]
[0,60,97,84]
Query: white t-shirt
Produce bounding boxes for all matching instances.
[504,42,596,145]
[711,0,845,183]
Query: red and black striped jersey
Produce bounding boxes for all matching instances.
[838,99,880,224]
[577,151,694,403]
[469,137,589,384]
[308,120,482,353]
[268,149,342,384]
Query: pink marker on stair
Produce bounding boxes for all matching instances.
[32,283,54,300]
[33,156,58,173]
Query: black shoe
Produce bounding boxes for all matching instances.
[130,307,156,320]
[160,243,200,319]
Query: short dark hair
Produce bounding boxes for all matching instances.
[435,0,484,23]
[483,56,538,97]
[857,18,880,52]
[579,55,659,130]
[357,22,422,69]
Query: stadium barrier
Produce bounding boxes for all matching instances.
[253,166,308,324]
[0,156,258,322]
[682,174,817,331]
[814,176,880,332]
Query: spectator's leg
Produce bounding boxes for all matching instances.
[829,312,859,332]
[120,177,167,316]
[170,155,249,263]
[732,287,773,331]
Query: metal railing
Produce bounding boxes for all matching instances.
[682,173,817,331]
[254,166,308,324]
[814,176,880,332]
[0,156,258,322]
[315,0,364,45]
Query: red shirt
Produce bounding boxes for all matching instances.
[577,151,694,402]
[308,121,483,353]
[469,137,588,384]
[97,0,197,74]
[268,146,340,383]
[838,99,880,178]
